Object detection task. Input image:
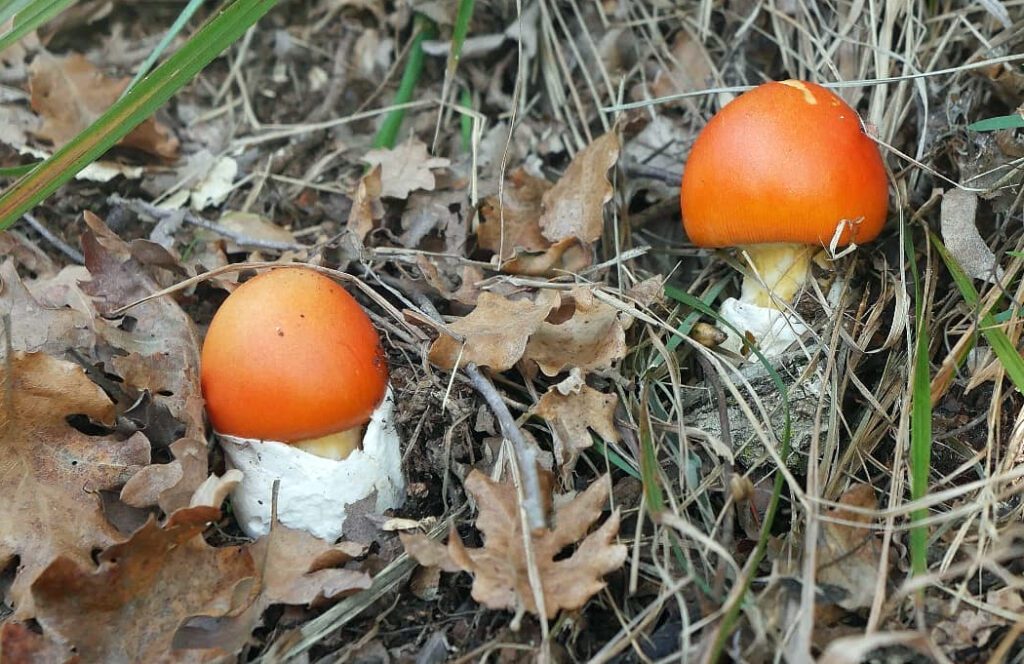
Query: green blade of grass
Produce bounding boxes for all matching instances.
[907,227,932,577]
[930,233,1024,391]
[123,0,207,94]
[372,15,436,149]
[0,163,37,178]
[0,0,279,231]
[0,0,77,54]
[638,382,666,516]
[967,114,1024,132]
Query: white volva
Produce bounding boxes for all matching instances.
[221,389,404,540]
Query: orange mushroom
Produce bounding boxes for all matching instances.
[201,267,389,460]
[681,80,888,308]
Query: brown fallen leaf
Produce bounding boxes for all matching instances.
[121,438,211,514]
[499,236,593,277]
[428,289,560,371]
[347,165,384,241]
[80,211,206,445]
[30,506,257,663]
[0,352,151,618]
[0,622,77,664]
[816,483,883,611]
[535,384,620,475]
[477,167,553,261]
[362,138,450,199]
[403,471,626,618]
[171,524,371,654]
[0,259,94,355]
[524,287,628,376]
[29,52,179,159]
[538,132,619,244]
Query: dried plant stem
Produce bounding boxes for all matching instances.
[408,291,547,531]
[20,213,84,264]
[464,362,545,531]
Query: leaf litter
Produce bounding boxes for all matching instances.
[2,1,1024,661]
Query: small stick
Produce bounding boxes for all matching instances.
[410,292,546,531]
[109,194,307,253]
[20,213,84,264]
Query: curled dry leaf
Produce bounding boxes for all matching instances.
[538,132,619,244]
[347,165,384,241]
[940,188,1002,283]
[428,289,560,371]
[0,352,150,618]
[816,483,883,611]
[121,438,209,514]
[29,52,179,159]
[477,167,553,261]
[524,288,628,376]
[363,138,451,199]
[535,384,620,475]
[403,471,626,618]
[30,507,257,663]
[499,236,592,277]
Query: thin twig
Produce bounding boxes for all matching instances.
[410,292,546,531]
[108,194,308,253]
[20,213,84,264]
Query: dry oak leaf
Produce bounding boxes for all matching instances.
[0,259,94,355]
[428,289,560,371]
[362,138,450,199]
[29,52,179,159]
[81,211,206,444]
[538,132,619,244]
[170,524,370,655]
[0,352,151,619]
[535,385,620,473]
[524,288,628,376]
[477,167,553,261]
[30,506,257,663]
[404,471,626,618]
[816,483,883,611]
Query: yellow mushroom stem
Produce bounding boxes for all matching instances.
[290,426,363,461]
[738,243,817,308]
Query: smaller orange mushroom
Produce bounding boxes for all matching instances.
[201,267,389,460]
[681,80,888,308]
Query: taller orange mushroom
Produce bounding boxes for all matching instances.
[681,80,888,309]
[201,267,389,460]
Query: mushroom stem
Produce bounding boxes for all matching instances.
[290,427,362,461]
[738,243,816,308]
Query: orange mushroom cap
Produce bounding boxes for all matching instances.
[681,80,888,248]
[201,267,389,443]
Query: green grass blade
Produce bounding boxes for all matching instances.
[0,163,36,177]
[967,114,1024,132]
[0,0,35,27]
[372,15,435,149]
[449,0,474,72]
[638,383,665,516]
[0,0,279,231]
[931,233,1024,391]
[123,0,206,94]
[0,0,76,54]
[907,228,932,577]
